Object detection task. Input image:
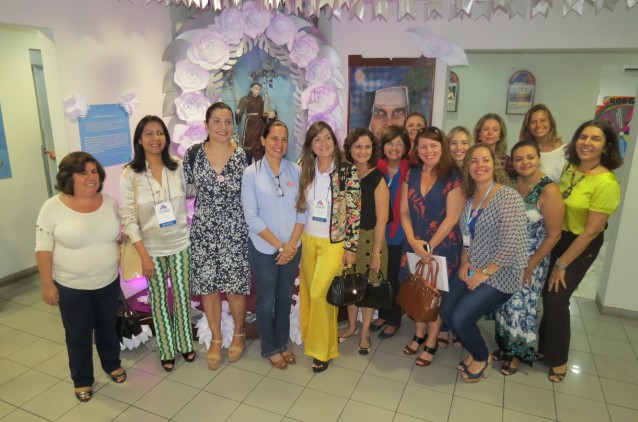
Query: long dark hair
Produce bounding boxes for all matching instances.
[566,119,623,170]
[127,115,177,172]
[255,120,289,164]
[414,126,455,180]
[296,121,343,213]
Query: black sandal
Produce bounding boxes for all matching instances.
[548,367,566,383]
[182,351,196,362]
[312,358,330,373]
[109,368,127,383]
[415,344,438,367]
[161,359,175,372]
[500,361,518,376]
[404,335,426,355]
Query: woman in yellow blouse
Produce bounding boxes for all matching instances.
[538,119,623,383]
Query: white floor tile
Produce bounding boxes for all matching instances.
[226,403,283,422]
[0,307,51,330]
[133,378,200,419]
[7,338,66,367]
[607,404,638,422]
[0,400,17,419]
[455,372,504,406]
[593,354,638,383]
[0,358,30,387]
[286,388,347,422]
[266,358,315,387]
[555,392,611,422]
[588,335,636,361]
[203,365,263,401]
[0,369,59,407]
[448,396,502,422]
[583,318,628,341]
[504,362,554,391]
[350,373,405,411]
[99,367,163,404]
[552,371,605,401]
[172,390,239,421]
[407,362,457,396]
[306,365,362,398]
[21,380,80,421]
[338,400,395,422]
[396,384,452,422]
[2,408,48,421]
[504,381,556,420]
[112,406,168,421]
[365,350,415,383]
[502,408,554,421]
[228,343,274,375]
[167,354,222,389]
[244,377,303,415]
[600,378,638,411]
[57,393,128,422]
[565,349,598,376]
[569,331,591,353]
[0,330,40,357]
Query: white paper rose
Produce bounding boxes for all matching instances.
[421,35,452,58]
[217,8,245,45]
[305,57,332,85]
[186,30,230,70]
[290,32,319,68]
[175,91,211,123]
[301,83,338,116]
[265,14,296,50]
[63,94,89,122]
[118,92,140,116]
[173,122,208,156]
[242,1,272,39]
[174,61,209,93]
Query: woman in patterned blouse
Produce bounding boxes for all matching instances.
[440,144,528,383]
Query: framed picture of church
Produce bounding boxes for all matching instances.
[347,56,436,139]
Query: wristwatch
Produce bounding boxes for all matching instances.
[481,267,494,277]
[278,243,285,253]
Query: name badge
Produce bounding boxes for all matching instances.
[155,201,177,227]
[311,199,329,222]
[462,234,471,248]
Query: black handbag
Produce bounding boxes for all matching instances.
[358,269,395,310]
[326,265,367,307]
[116,289,142,341]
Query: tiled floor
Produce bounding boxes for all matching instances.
[1,275,637,421]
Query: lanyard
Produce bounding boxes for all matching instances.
[466,181,494,227]
[144,168,172,206]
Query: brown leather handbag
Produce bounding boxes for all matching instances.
[396,260,441,322]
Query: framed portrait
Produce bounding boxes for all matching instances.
[347,56,436,139]
[447,71,459,112]
[506,70,535,115]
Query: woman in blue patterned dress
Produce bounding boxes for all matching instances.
[399,127,464,367]
[491,140,563,375]
[183,102,250,370]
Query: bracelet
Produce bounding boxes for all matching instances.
[555,260,568,271]
[372,253,381,259]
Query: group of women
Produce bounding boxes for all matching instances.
[35,102,623,402]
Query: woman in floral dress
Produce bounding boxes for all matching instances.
[492,140,563,375]
[183,102,250,370]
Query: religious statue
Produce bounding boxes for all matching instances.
[235,82,277,152]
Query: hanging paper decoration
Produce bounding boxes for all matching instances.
[373,0,389,19]
[425,0,448,19]
[531,0,552,16]
[563,0,585,15]
[493,0,510,13]
[473,0,492,19]
[398,0,417,20]
[118,92,140,116]
[509,0,527,17]
[405,27,469,66]
[63,94,89,122]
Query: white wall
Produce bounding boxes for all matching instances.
[322,5,638,313]
[0,0,173,277]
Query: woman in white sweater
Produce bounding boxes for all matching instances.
[35,152,126,402]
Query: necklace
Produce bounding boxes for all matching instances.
[562,162,600,200]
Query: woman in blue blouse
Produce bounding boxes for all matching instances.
[242,120,305,370]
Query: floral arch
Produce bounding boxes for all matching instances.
[163,2,345,160]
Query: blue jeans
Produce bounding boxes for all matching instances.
[248,241,301,358]
[440,273,512,361]
[56,279,122,388]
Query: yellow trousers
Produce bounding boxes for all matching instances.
[300,232,344,362]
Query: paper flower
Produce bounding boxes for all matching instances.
[175,91,211,123]
[301,83,338,116]
[173,122,208,156]
[405,27,468,66]
[174,60,209,93]
[265,14,296,50]
[308,112,342,145]
[120,325,153,351]
[136,295,149,304]
[242,1,272,39]
[216,8,245,45]
[290,32,319,68]
[118,92,140,116]
[63,94,89,122]
[289,303,302,345]
[305,57,332,85]
[187,30,230,70]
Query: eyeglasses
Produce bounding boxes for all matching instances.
[272,175,284,197]
[416,126,441,137]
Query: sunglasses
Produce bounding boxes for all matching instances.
[272,175,284,197]
[416,126,441,137]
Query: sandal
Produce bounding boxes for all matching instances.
[228,333,245,363]
[404,335,426,355]
[282,351,296,365]
[500,361,518,376]
[312,358,330,373]
[161,359,175,372]
[437,333,449,348]
[182,351,196,362]
[74,388,93,403]
[109,368,127,383]
[452,338,462,348]
[269,356,288,370]
[207,339,223,370]
[338,328,359,343]
[415,344,438,367]
[460,361,490,384]
[491,349,506,362]
[548,367,567,383]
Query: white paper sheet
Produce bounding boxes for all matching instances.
[406,252,449,292]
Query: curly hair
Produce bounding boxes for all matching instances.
[343,127,378,168]
[55,152,106,195]
[460,144,510,199]
[566,119,623,170]
[474,113,508,157]
[296,121,343,213]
